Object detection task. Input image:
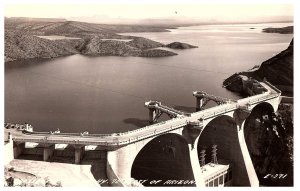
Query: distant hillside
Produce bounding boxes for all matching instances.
[140,49,177,57]
[5,31,78,62]
[5,17,67,22]
[126,37,164,49]
[165,42,198,49]
[223,39,293,95]
[5,20,112,37]
[4,17,198,62]
[262,26,293,34]
[80,37,140,56]
[80,36,171,57]
[5,33,179,61]
[5,18,172,37]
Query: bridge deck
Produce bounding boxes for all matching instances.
[193,91,234,104]
[10,81,280,148]
[144,100,187,117]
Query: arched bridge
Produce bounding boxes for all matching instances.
[8,79,282,187]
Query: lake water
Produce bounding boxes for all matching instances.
[5,23,293,134]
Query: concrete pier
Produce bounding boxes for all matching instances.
[148,108,156,124]
[13,142,25,158]
[43,144,55,161]
[237,122,259,186]
[74,145,85,164]
[188,144,205,186]
[196,97,203,111]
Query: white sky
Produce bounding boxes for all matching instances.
[4,3,293,23]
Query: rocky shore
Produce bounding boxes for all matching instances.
[223,39,293,96]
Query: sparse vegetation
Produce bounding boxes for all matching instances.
[165,42,198,49]
[5,17,197,62]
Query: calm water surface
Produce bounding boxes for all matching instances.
[5,23,293,133]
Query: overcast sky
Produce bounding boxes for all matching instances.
[5,4,293,24]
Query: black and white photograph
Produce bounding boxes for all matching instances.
[2,0,295,187]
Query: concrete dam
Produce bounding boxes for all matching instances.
[4,79,282,187]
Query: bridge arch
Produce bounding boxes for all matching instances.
[249,102,275,117]
[243,101,285,185]
[244,102,275,134]
[131,133,195,186]
[244,102,275,158]
[198,115,238,163]
[198,115,253,186]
